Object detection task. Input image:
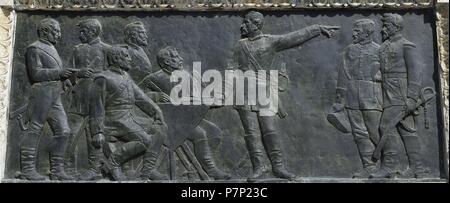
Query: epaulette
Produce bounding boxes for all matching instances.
[402,38,416,48]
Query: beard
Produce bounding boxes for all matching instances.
[79,35,88,43]
[381,30,389,41]
[136,37,148,46]
[48,35,59,45]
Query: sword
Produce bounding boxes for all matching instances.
[372,87,436,161]
[9,104,29,131]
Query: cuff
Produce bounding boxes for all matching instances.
[307,25,321,37]
[407,82,421,100]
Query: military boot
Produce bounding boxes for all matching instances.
[352,165,378,178]
[104,155,127,181]
[17,147,46,181]
[244,135,266,182]
[49,135,74,181]
[141,150,168,180]
[369,139,397,179]
[49,155,75,180]
[64,155,80,178]
[107,141,147,181]
[401,134,430,179]
[353,136,377,178]
[194,139,231,180]
[262,132,296,181]
[79,149,103,181]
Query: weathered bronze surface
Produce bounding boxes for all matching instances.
[4,0,447,182]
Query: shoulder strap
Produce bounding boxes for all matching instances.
[239,39,263,70]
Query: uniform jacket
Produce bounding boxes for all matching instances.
[26,40,65,106]
[69,38,111,115]
[336,41,383,111]
[379,34,422,108]
[89,67,161,137]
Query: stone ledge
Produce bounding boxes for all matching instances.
[2,178,448,183]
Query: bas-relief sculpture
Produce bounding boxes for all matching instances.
[3,6,445,182]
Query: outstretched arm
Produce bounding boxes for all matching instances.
[272,25,340,52]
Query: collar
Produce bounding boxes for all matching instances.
[109,66,125,74]
[88,37,101,45]
[358,39,372,45]
[39,39,53,46]
[126,41,141,50]
[388,34,402,42]
[247,33,264,41]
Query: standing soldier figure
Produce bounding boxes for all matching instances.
[332,19,382,178]
[232,11,339,181]
[370,14,429,179]
[18,18,77,180]
[64,19,111,181]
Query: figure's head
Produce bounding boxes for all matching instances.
[241,11,264,38]
[37,18,61,45]
[352,19,375,44]
[156,46,183,73]
[77,19,102,44]
[107,46,132,71]
[124,21,148,47]
[381,13,403,41]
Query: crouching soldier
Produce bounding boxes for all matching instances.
[89,46,168,181]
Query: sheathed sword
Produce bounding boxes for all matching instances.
[372,87,436,160]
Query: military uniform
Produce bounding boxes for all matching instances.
[20,39,72,180]
[336,41,382,175]
[376,34,426,177]
[65,38,111,178]
[232,25,322,180]
[89,66,166,180]
[119,42,153,84]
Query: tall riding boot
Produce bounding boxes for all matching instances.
[18,147,46,181]
[141,150,168,180]
[106,141,147,181]
[49,136,74,181]
[401,133,429,178]
[194,139,231,180]
[352,132,378,178]
[370,134,397,179]
[17,132,46,181]
[79,149,104,181]
[63,134,79,178]
[262,132,296,180]
[244,135,265,181]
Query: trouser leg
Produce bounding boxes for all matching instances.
[140,128,168,180]
[47,97,74,180]
[258,115,296,180]
[398,120,428,178]
[238,109,265,180]
[370,106,403,178]
[64,113,84,176]
[18,92,52,180]
[347,109,377,175]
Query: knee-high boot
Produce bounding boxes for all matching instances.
[194,139,231,180]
